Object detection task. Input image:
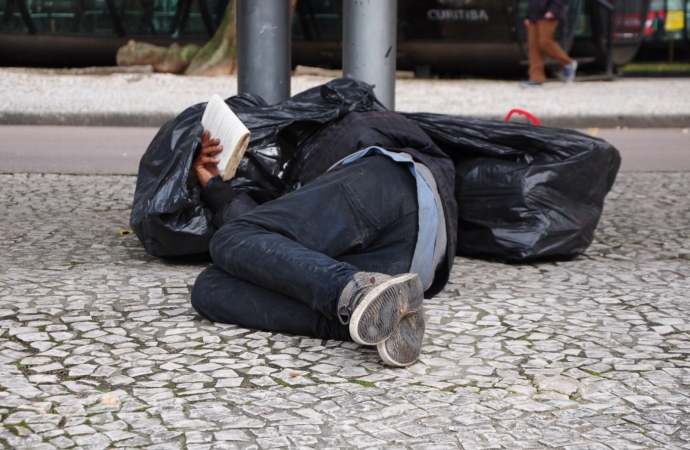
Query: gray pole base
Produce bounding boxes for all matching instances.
[343,0,397,110]
[237,0,291,105]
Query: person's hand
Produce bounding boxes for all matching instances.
[193,130,222,188]
[545,11,555,19]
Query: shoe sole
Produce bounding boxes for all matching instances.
[377,308,426,367]
[349,273,423,346]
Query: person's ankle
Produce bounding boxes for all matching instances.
[337,272,390,324]
[341,272,423,346]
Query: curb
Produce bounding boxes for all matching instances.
[0,112,175,128]
[621,71,690,78]
[1,111,689,129]
[536,115,690,129]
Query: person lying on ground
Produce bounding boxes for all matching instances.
[189,111,457,366]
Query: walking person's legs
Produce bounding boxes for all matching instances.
[526,19,577,84]
[536,19,577,82]
[536,19,572,66]
[527,20,547,84]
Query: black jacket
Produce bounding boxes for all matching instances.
[202,111,457,299]
[527,0,567,21]
[299,111,457,298]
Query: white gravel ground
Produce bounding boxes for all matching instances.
[1,68,689,127]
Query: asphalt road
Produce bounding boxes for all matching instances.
[0,125,688,174]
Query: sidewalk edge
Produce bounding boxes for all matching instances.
[1,111,689,128]
[0,112,175,127]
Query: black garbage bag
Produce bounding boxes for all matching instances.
[404,113,621,262]
[130,78,383,258]
[132,77,620,263]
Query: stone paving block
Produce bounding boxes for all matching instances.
[0,172,690,448]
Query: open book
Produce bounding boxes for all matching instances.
[201,94,251,181]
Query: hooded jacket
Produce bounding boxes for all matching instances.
[202,110,458,299]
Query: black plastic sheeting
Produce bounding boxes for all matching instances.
[131,78,621,263]
[404,113,621,262]
[130,79,383,259]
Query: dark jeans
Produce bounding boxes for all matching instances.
[191,155,419,341]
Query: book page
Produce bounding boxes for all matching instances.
[201,94,251,180]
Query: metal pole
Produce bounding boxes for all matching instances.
[343,0,397,110]
[237,0,291,105]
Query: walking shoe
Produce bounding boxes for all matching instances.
[339,272,424,346]
[519,80,543,88]
[563,60,578,83]
[377,308,426,367]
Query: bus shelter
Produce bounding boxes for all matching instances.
[0,0,656,74]
[637,0,690,61]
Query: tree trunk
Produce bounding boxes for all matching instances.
[184,0,237,76]
[117,40,199,74]
[184,0,296,77]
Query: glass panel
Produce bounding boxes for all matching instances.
[665,0,684,38]
[0,0,31,32]
[116,0,167,35]
[293,0,335,40]
[575,9,593,38]
[613,0,645,39]
[209,0,224,28]
[289,0,341,41]
[291,6,304,40]
[25,0,116,34]
[404,0,512,42]
[516,0,528,40]
[178,0,207,36]
[562,0,581,42]
[644,0,667,40]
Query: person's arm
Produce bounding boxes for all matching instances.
[193,130,222,188]
[545,0,566,19]
[192,130,258,227]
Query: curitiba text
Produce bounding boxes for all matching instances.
[427,9,490,21]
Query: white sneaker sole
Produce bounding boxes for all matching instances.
[377,308,426,367]
[348,273,423,346]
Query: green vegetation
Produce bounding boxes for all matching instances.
[620,63,690,73]
[11,362,29,376]
[353,380,375,388]
[272,378,292,388]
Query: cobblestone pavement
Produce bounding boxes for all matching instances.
[1,171,689,450]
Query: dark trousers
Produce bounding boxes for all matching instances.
[191,155,419,341]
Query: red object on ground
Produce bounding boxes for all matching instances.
[505,109,541,126]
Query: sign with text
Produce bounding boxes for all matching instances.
[665,11,685,31]
[404,0,511,41]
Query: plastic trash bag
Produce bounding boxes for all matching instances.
[132,77,621,263]
[130,79,382,259]
[404,113,621,262]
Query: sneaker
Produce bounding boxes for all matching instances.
[519,80,543,88]
[563,60,578,83]
[341,272,424,346]
[377,308,426,367]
